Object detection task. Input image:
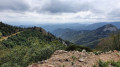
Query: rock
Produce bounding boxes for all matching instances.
[106,51,112,54]
[54,50,68,55]
[38,61,43,64]
[44,60,48,63]
[114,50,118,53]
[82,49,86,53]
[89,52,95,56]
[48,65,54,67]
[78,58,85,62]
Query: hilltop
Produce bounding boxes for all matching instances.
[29,50,120,67]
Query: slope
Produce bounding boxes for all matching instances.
[53,24,119,48]
[0,22,91,67]
[0,22,22,37]
[96,32,120,51]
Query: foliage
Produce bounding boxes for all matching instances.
[72,56,76,61]
[96,32,120,51]
[66,44,92,52]
[93,51,103,55]
[0,25,66,67]
[93,60,120,67]
[0,22,91,67]
[0,22,22,36]
[0,46,61,67]
[53,24,118,48]
[0,32,2,38]
[98,60,108,67]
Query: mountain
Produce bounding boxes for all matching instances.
[0,22,91,67]
[85,22,120,30]
[40,23,88,32]
[96,32,120,51]
[53,24,119,48]
[0,22,22,36]
[52,28,77,39]
[17,22,120,33]
[75,24,118,47]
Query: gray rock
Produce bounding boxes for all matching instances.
[78,58,85,62]
[82,49,86,53]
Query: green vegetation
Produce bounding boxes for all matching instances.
[0,32,2,38]
[0,28,65,67]
[98,60,108,67]
[53,24,118,48]
[72,56,76,61]
[93,60,120,67]
[96,32,120,51]
[0,22,22,36]
[0,46,62,67]
[0,22,91,67]
[66,44,92,52]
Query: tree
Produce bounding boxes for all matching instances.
[0,32,2,38]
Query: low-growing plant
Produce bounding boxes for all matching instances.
[72,56,76,61]
[66,44,92,52]
[94,51,103,55]
[94,60,120,67]
[93,65,97,67]
[98,60,108,67]
[71,62,74,65]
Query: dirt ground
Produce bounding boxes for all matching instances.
[28,50,120,67]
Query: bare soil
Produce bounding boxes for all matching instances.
[28,50,120,67]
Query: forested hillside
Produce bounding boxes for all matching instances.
[53,24,119,48]
[0,22,22,37]
[0,22,91,67]
[96,32,120,51]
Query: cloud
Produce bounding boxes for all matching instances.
[0,0,30,12]
[0,0,120,24]
[36,0,93,13]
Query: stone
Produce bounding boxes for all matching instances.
[82,49,86,53]
[48,65,54,67]
[54,50,68,55]
[78,58,85,62]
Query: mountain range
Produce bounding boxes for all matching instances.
[52,24,119,48]
[17,22,120,33]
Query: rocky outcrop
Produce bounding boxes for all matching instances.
[28,50,120,67]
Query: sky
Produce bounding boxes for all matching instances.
[0,0,120,25]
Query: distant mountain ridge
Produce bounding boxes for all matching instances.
[52,24,119,48]
[17,22,120,33]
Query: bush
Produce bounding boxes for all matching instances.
[93,60,120,67]
[98,60,108,67]
[66,44,92,52]
[0,46,58,67]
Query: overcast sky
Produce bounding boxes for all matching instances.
[0,0,120,25]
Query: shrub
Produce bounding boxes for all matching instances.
[66,45,92,52]
[98,60,108,67]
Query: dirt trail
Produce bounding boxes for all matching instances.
[0,32,21,41]
[28,50,120,67]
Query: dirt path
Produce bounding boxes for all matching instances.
[28,50,120,67]
[0,32,21,41]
